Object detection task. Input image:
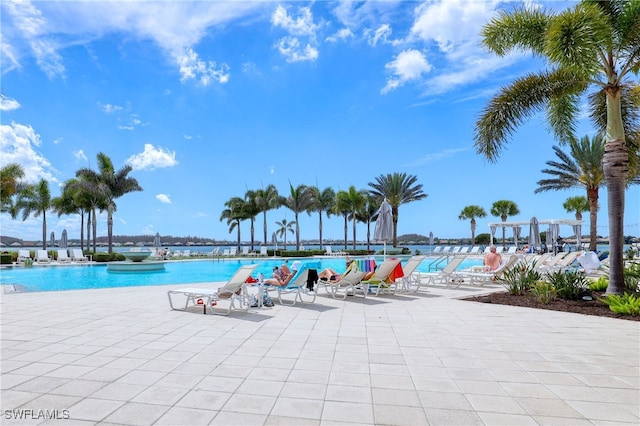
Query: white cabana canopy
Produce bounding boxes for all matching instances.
[487,218,584,248]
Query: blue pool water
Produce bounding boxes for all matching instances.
[0,256,482,293]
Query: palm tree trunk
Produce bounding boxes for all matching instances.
[236,220,241,251]
[343,215,348,250]
[86,211,91,252]
[92,209,97,253]
[80,211,84,251]
[263,211,268,246]
[603,89,628,295]
[250,219,255,251]
[352,216,357,249]
[318,212,323,250]
[295,213,300,251]
[107,212,113,254]
[392,206,399,248]
[587,188,598,251]
[41,210,47,250]
[471,218,476,245]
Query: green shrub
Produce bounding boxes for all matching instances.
[499,261,541,295]
[531,281,557,304]
[0,252,14,264]
[599,293,640,316]
[93,252,126,262]
[624,261,640,294]
[588,276,609,292]
[547,270,588,300]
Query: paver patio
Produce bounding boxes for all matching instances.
[1,281,638,425]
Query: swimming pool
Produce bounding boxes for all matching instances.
[0,256,483,293]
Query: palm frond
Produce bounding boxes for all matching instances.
[475,69,587,162]
[482,6,552,56]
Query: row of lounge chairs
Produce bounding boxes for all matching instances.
[16,249,89,264]
[433,245,523,256]
[167,250,596,316]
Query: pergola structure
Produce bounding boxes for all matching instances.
[487,218,584,250]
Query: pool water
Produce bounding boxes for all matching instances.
[0,256,482,293]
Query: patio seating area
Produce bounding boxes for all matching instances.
[1,281,638,425]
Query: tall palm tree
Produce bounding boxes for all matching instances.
[72,176,107,253]
[308,186,335,250]
[282,183,312,250]
[250,184,281,246]
[52,178,84,248]
[76,153,142,254]
[243,190,261,251]
[563,196,590,221]
[275,218,295,248]
[15,179,52,250]
[343,186,366,249]
[474,0,640,294]
[334,190,351,250]
[535,135,605,251]
[458,205,487,245]
[356,194,379,251]
[490,200,520,248]
[368,172,427,247]
[0,163,25,214]
[220,197,246,251]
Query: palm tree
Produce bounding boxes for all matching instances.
[282,183,312,250]
[308,186,335,250]
[563,196,590,221]
[368,172,427,247]
[334,190,351,250]
[52,178,84,248]
[474,1,640,294]
[275,218,296,248]
[72,175,107,253]
[220,197,246,251]
[535,135,605,251]
[76,153,142,254]
[490,200,520,248]
[356,194,379,251]
[458,205,487,245]
[15,179,52,250]
[342,186,366,249]
[243,190,261,251]
[0,163,25,214]
[250,184,281,246]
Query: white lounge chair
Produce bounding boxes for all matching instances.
[259,246,268,256]
[265,266,319,306]
[457,255,521,286]
[457,247,470,255]
[71,249,89,262]
[229,247,237,257]
[348,258,402,298]
[324,269,367,300]
[397,256,426,291]
[167,264,258,315]
[432,246,442,254]
[57,249,71,263]
[415,257,466,290]
[468,246,480,255]
[17,249,31,263]
[182,249,191,258]
[36,250,51,263]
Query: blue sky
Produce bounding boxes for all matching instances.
[1,0,638,244]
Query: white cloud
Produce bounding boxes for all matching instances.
[3,1,266,84]
[269,166,275,174]
[272,5,320,63]
[53,137,62,144]
[272,5,319,37]
[156,194,171,204]
[367,24,392,47]
[0,94,21,111]
[405,147,471,167]
[275,37,318,63]
[183,134,192,140]
[99,103,123,114]
[74,149,87,162]
[126,144,178,171]
[325,28,354,43]
[176,47,230,85]
[382,49,432,94]
[0,121,57,183]
[241,61,261,76]
[3,0,65,79]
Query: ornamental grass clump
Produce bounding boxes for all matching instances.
[531,281,557,304]
[547,270,588,300]
[588,276,608,292]
[599,293,640,316]
[498,261,541,295]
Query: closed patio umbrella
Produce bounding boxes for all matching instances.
[373,199,393,259]
[573,224,582,250]
[153,233,161,248]
[428,231,434,247]
[50,231,55,248]
[60,230,68,249]
[513,226,521,249]
[529,216,541,249]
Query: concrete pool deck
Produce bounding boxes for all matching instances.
[1,281,638,425]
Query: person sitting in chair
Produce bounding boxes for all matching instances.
[264,266,295,287]
[484,246,503,271]
[318,257,356,281]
